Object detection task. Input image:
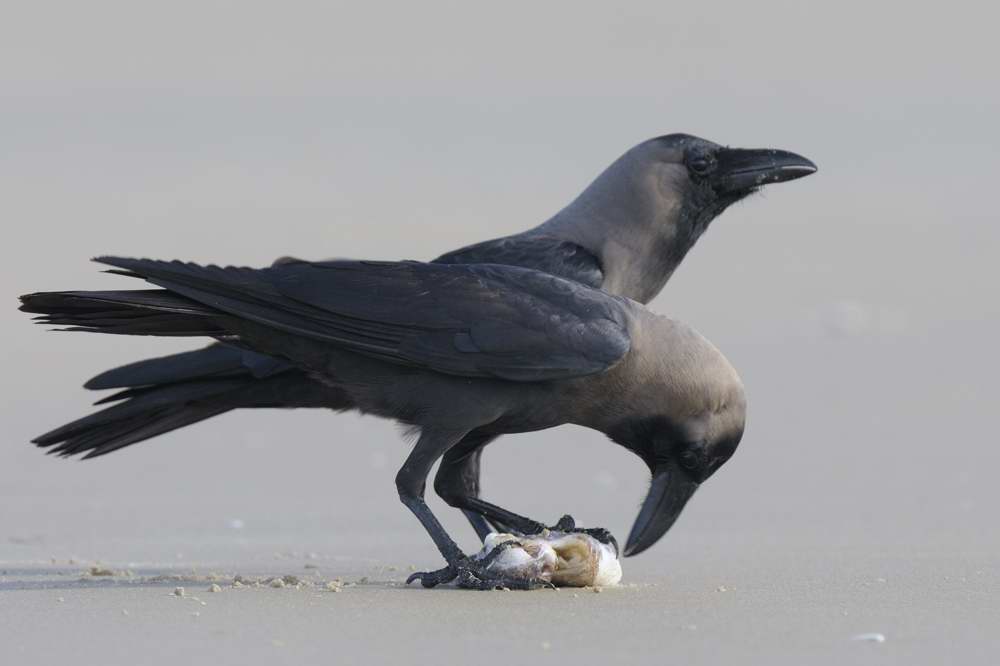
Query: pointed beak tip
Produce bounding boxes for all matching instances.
[625,462,700,558]
[778,159,818,182]
[621,541,644,558]
[717,148,818,190]
[791,156,819,175]
[763,151,818,184]
[623,513,660,558]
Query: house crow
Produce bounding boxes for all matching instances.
[23,134,814,548]
[21,256,747,587]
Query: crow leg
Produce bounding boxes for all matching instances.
[399,428,550,590]
[432,433,519,540]
[434,442,619,554]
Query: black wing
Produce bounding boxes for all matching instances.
[85,342,293,390]
[94,257,631,382]
[433,235,603,289]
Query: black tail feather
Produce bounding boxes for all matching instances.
[32,378,249,459]
[19,259,367,458]
[40,403,234,459]
[19,289,223,336]
[84,343,291,390]
[32,361,350,459]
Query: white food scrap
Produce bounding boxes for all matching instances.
[475,531,622,587]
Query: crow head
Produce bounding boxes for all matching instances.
[642,133,817,242]
[605,315,748,557]
[545,133,816,303]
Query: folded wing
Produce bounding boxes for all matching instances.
[94,257,632,382]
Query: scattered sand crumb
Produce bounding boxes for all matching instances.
[851,633,886,643]
[269,578,286,589]
[592,586,602,593]
[325,580,344,592]
[57,597,65,603]
[232,580,244,588]
[173,587,185,597]
[208,584,222,593]
[191,612,200,618]
[717,585,728,592]
[121,609,128,616]
[88,566,116,577]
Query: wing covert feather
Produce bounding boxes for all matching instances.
[95,257,631,382]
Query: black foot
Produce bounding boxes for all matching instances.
[406,541,554,591]
[550,514,576,531]
[572,527,619,557]
[406,562,460,588]
[546,515,619,557]
[456,562,553,591]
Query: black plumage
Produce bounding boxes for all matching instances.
[20,133,815,575]
[21,254,748,585]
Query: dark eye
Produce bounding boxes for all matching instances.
[689,157,712,175]
[678,449,700,471]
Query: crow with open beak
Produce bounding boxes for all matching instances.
[23,134,814,557]
[21,256,747,587]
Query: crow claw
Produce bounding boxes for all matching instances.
[406,550,552,591]
[538,515,620,557]
[550,514,577,531]
[406,565,458,588]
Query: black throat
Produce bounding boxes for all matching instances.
[671,181,752,269]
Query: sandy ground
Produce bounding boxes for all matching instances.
[3,534,998,665]
[3,320,999,665]
[4,2,1000,663]
[5,221,1000,665]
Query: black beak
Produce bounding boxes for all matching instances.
[623,458,699,557]
[715,147,817,193]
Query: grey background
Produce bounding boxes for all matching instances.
[1,2,997,664]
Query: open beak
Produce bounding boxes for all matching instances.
[623,458,699,557]
[715,147,817,193]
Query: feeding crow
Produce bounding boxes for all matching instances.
[23,134,815,549]
[21,256,746,587]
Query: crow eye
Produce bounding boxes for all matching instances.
[679,449,700,471]
[689,157,712,175]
